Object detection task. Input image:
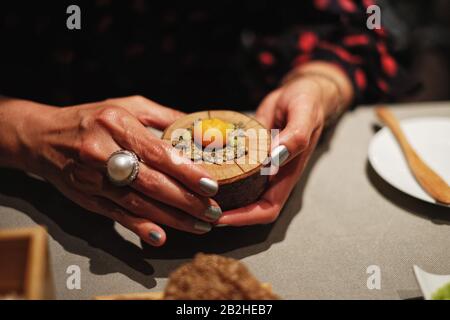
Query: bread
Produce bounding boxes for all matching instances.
[164,253,278,300]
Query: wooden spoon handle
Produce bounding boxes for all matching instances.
[376,107,450,205]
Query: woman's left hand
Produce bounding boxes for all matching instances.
[217,64,352,226]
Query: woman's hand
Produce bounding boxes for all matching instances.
[218,62,353,226]
[0,96,222,246]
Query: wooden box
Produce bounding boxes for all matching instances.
[0,226,53,299]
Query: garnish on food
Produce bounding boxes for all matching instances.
[193,118,235,148]
[172,118,247,163]
[432,282,450,300]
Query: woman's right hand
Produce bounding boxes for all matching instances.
[6,95,222,246]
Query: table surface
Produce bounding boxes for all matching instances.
[1,101,450,300]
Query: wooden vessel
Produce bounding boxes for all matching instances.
[95,291,164,300]
[94,284,273,300]
[162,110,271,210]
[0,226,53,299]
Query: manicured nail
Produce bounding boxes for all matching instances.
[270,145,290,167]
[199,178,219,196]
[194,221,212,233]
[204,206,222,221]
[149,231,162,244]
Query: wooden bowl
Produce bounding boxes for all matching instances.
[0,226,54,300]
[162,110,271,210]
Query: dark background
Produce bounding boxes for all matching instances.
[0,1,449,108]
[381,0,450,102]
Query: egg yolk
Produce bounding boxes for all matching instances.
[193,118,234,148]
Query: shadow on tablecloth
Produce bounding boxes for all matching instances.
[0,124,336,287]
[366,161,450,225]
[0,168,159,288]
[139,124,338,278]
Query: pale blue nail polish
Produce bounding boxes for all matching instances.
[149,231,162,243]
[199,178,219,196]
[194,221,212,233]
[271,145,290,167]
[204,206,222,221]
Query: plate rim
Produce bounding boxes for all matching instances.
[368,117,450,208]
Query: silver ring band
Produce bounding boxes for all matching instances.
[106,150,140,186]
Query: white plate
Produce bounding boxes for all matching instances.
[368,117,450,207]
[413,265,450,300]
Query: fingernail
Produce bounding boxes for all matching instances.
[194,221,212,233]
[199,178,219,196]
[271,145,290,167]
[149,231,162,244]
[204,206,222,221]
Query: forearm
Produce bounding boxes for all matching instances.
[0,97,52,171]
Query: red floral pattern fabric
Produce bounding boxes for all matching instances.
[251,0,410,105]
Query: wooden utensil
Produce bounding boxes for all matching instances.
[376,107,450,205]
[162,110,270,210]
[94,283,273,300]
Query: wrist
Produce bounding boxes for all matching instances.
[0,98,56,173]
[280,74,338,124]
[283,62,354,121]
[302,73,344,121]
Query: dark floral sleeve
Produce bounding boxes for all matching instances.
[251,0,415,106]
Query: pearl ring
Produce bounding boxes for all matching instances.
[106,150,140,186]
